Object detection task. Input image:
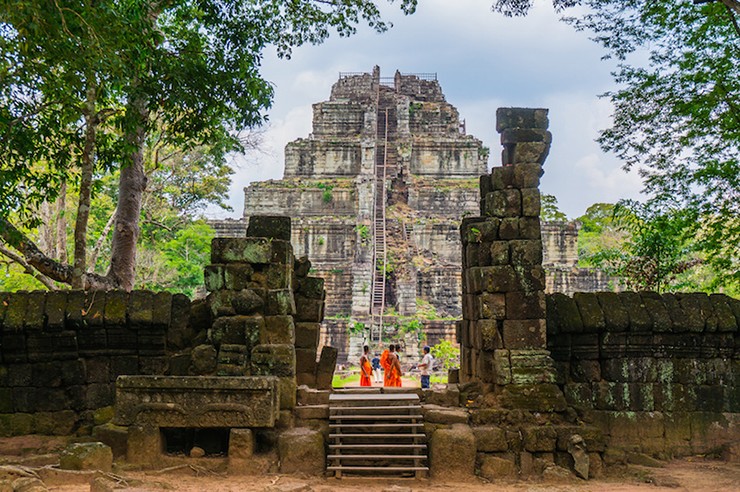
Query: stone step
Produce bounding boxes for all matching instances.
[329,414,422,420]
[329,423,424,429]
[328,454,426,460]
[329,444,426,450]
[327,466,428,472]
[329,433,425,439]
[330,405,422,412]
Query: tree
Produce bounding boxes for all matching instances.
[588,200,698,292]
[0,0,418,291]
[541,194,568,222]
[494,0,740,290]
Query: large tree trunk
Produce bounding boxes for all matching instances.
[107,98,148,291]
[72,87,98,288]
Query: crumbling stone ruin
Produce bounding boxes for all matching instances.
[0,106,737,484]
[212,67,612,363]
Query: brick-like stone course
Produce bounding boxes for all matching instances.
[547,291,740,455]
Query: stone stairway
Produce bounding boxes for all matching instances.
[327,392,429,478]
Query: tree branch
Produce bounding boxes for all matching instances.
[0,216,117,290]
[89,207,116,272]
[0,245,58,290]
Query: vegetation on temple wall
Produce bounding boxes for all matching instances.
[0,0,418,291]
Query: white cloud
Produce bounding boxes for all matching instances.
[211,1,641,222]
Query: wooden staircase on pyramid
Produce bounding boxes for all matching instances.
[327,392,429,478]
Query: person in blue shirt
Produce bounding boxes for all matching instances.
[371,353,382,383]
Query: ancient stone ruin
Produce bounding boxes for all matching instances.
[0,103,737,484]
[211,67,611,363]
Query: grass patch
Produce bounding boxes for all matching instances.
[332,368,360,388]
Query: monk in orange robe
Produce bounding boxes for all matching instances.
[384,344,403,387]
[359,345,372,387]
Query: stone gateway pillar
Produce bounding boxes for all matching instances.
[459,108,566,412]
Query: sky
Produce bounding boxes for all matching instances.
[209,0,645,221]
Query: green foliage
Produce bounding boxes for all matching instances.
[576,203,628,267]
[408,101,423,115]
[0,0,419,288]
[541,194,568,222]
[587,200,698,292]
[159,221,214,296]
[573,1,739,289]
[398,318,423,336]
[356,224,370,242]
[349,321,366,335]
[317,236,325,246]
[431,340,460,372]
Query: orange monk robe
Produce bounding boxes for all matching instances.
[380,349,390,371]
[359,355,372,387]
[384,353,402,387]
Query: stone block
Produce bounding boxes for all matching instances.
[315,346,338,390]
[3,292,28,331]
[231,289,265,315]
[499,383,567,412]
[487,189,521,218]
[479,453,517,480]
[620,292,652,331]
[92,423,129,458]
[128,291,153,327]
[190,344,217,375]
[430,424,476,480]
[521,188,541,216]
[296,386,331,406]
[506,291,545,320]
[502,319,546,349]
[222,264,255,290]
[479,293,506,320]
[217,344,248,368]
[423,405,469,425]
[211,237,273,264]
[267,290,297,316]
[496,107,549,131]
[523,425,557,452]
[203,265,225,292]
[207,290,236,318]
[487,241,509,267]
[295,322,320,349]
[498,217,520,240]
[126,424,162,466]
[24,291,46,329]
[1,334,27,363]
[247,215,291,241]
[479,319,502,351]
[297,277,325,299]
[265,263,292,290]
[512,162,545,189]
[294,256,311,278]
[710,294,738,331]
[549,293,583,333]
[509,240,543,266]
[423,385,460,407]
[210,316,248,347]
[60,442,112,472]
[594,292,629,331]
[519,216,541,239]
[573,293,605,332]
[278,428,324,474]
[493,350,512,385]
[278,376,297,410]
[44,291,67,330]
[115,375,279,428]
[473,425,508,452]
[229,428,255,461]
[261,316,295,345]
[512,142,550,165]
[466,266,518,294]
[295,347,317,374]
[490,166,515,190]
[641,292,673,332]
[251,344,296,377]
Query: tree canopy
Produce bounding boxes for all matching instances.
[494,0,739,290]
[0,0,418,291]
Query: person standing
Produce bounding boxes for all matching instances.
[384,344,403,387]
[419,345,434,389]
[359,345,372,387]
[371,352,382,383]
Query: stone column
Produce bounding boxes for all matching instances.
[459,108,565,412]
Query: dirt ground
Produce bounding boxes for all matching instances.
[1,436,739,492]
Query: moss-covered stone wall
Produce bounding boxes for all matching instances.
[546,291,739,456]
[0,290,191,436]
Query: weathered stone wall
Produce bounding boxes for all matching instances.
[0,290,190,436]
[409,140,487,177]
[547,291,739,456]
